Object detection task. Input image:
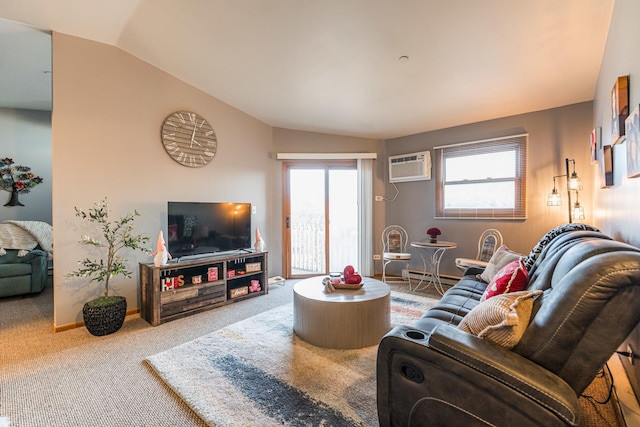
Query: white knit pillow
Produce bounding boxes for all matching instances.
[479,245,523,283]
[458,290,543,349]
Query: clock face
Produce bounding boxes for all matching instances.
[161,111,217,167]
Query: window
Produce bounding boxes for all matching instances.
[435,134,527,219]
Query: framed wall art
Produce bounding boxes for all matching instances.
[600,144,614,188]
[626,104,640,178]
[611,75,629,145]
[590,127,600,164]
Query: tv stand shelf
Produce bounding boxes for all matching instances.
[140,251,268,326]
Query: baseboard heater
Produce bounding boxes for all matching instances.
[404,268,460,287]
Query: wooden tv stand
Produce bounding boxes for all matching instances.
[139,251,268,326]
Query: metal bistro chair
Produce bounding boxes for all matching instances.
[382,225,412,285]
[455,228,503,272]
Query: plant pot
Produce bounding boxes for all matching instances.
[429,236,438,243]
[82,296,127,336]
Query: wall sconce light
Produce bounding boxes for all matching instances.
[547,158,584,223]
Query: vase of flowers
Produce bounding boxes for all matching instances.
[0,158,43,207]
[67,198,150,336]
[427,227,441,243]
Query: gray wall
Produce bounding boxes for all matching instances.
[0,108,52,222]
[380,102,594,278]
[592,0,640,400]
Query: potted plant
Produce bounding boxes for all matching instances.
[427,227,441,243]
[67,198,150,336]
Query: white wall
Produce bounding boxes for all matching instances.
[0,108,51,222]
[51,33,273,328]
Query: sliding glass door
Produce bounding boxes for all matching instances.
[283,162,358,278]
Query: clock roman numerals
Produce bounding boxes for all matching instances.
[161,111,217,167]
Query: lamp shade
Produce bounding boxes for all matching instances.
[547,188,561,206]
[572,202,585,221]
[568,171,582,191]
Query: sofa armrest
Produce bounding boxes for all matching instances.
[463,266,485,276]
[17,249,47,263]
[427,324,578,422]
[377,324,579,426]
[20,249,48,293]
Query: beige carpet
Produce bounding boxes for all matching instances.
[146,292,438,426]
[579,366,626,427]
[0,278,627,426]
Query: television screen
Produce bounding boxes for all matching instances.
[167,202,252,258]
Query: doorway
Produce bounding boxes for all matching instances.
[283,161,358,278]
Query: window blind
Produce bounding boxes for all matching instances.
[434,134,528,220]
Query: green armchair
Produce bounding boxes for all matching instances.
[0,248,48,298]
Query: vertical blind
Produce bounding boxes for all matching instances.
[434,134,528,219]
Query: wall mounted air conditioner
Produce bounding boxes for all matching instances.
[388,151,431,183]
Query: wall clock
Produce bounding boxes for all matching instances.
[161,111,217,167]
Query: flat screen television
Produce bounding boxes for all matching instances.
[167,201,252,259]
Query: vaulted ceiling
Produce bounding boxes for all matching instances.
[0,0,614,139]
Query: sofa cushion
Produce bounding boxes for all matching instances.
[457,290,543,349]
[0,263,31,278]
[479,245,523,283]
[481,258,529,301]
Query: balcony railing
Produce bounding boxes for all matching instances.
[291,214,357,275]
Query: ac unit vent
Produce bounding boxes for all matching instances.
[388,151,431,183]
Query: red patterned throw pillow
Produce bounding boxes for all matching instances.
[481,258,528,302]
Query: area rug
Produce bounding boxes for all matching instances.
[145,291,437,426]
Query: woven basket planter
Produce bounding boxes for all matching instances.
[82,296,127,336]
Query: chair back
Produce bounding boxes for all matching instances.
[477,229,503,262]
[382,225,409,254]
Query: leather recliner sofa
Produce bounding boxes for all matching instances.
[377,227,640,426]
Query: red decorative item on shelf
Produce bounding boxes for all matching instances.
[249,280,261,292]
[208,267,218,281]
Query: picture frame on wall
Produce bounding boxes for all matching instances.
[625,104,640,178]
[611,75,629,145]
[590,127,600,164]
[600,144,614,188]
